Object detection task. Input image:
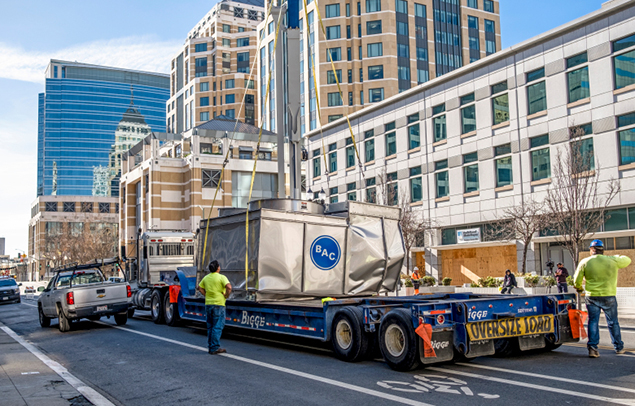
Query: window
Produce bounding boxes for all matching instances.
[195,57,207,77]
[99,202,110,214]
[312,149,321,177]
[365,138,375,162]
[434,114,446,142]
[328,92,343,106]
[397,43,410,58]
[202,169,221,188]
[527,73,547,115]
[346,3,351,16]
[613,33,635,53]
[347,182,357,201]
[325,4,340,17]
[200,97,209,106]
[237,52,249,62]
[327,47,342,61]
[349,92,353,106]
[367,43,383,57]
[385,121,395,132]
[386,131,396,156]
[530,135,551,181]
[494,144,513,188]
[396,0,407,14]
[415,3,426,17]
[238,27,245,32]
[410,167,422,203]
[200,111,210,121]
[245,79,255,89]
[347,47,352,61]
[236,37,249,47]
[45,202,57,212]
[328,143,337,172]
[467,0,478,8]
[200,82,209,91]
[566,52,589,103]
[567,52,588,69]
[435,160,449,198]
[613,34,635,90]
[463,153,479,193]
[63,202,75,212]
[572,137,595,172]
[226,94,235,104]
[268,21,274,34]
[346,140,356,168]
[239,148,252,160]
[468,15,478,29]
[366,0,381,12]
[369,88,384,103]
[461,103,476,134]
[195,43,207,52]
[387,172,399,206]
[397,22,408,37]
[484,0,494,12]
[357,1,361,14]
[222,24,231,33]
[225,79,235,89]
[225,109,235,118]
[359,68,363,82]
[408,124,420,149]
[222,38,231,47]
[368,65,384,80]
[366,178,377,203]
[360,90,364,105]
[367,20,382,35]
[492,91,509,125]
[330,186,339,204]
[326,25,341,40]
[327,69,342,84]
[417,69,429,84]
[619,114,635,166]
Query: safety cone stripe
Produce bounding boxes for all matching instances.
[184,311,205,317]
[265,322,316,331]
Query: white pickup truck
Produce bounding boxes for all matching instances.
[38,265,131,332]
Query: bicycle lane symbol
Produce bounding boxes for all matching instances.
[377,374,500,399]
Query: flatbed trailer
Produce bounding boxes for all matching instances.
[154,269,579,371]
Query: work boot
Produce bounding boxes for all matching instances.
[588,347,600,358]
[616,348,626,355]
[210,348,227,354]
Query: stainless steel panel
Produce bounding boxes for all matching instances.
[382,219,405,292]
[257,219,304,293]
[303,223,347,295]
[346,215,386,294]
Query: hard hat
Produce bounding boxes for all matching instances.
[413,267,419,271]
[590,239,604,248]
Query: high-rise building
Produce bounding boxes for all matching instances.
[291,0,501,132]
[166,0,265,133]
[37,60,169,197]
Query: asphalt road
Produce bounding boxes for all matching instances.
[1,299,635,406]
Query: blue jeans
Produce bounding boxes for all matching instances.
[586,296,623,351]
[205,305,226,352]
[557,282,568,293]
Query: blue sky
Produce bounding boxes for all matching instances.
[0,0,604,257]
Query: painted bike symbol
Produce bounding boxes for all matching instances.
[377,374,499,399]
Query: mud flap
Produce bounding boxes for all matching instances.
[419,330,454,364]
[556,313,578,344]
[518,335,546,351]
[466,339,495,358]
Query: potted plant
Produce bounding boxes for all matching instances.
[404,278,414,296]
[442,277,453,286]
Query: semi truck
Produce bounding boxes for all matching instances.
[125,198,580,371]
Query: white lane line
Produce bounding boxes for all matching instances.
[0,323,115,406]
[21,302,37,308]
[428,367,635,406]
[96,322,434,406]
[455,363,635,394]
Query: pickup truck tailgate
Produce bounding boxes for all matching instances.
[73,283,129,308]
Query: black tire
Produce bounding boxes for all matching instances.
[164,291,180,326]
[57,304,71,332]
[543,333,563,352]
[38,305,50,327]
[17,297,21,303]
[379,308,421,371]
[151,290,165,324]
[88,315,101,321]
[494,338,519,357]
[114,312,128,326]
[127,308,135,318]
[331,307,369,362]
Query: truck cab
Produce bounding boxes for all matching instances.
[137,231,195,287]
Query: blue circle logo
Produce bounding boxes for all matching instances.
[310,235,342,271]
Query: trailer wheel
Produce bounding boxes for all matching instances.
[494,338,519,357]
[57,304,71,333]
[331,307,369,362]
[114,312,128,326]
[38,304,51,327]
[543,333,562,351]
[151,290,165,324]
[379,308,420,371]
[164,291,180,326]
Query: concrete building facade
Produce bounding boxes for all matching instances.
[167,0,265,133]
[306,0,635,286]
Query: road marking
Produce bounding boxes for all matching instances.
[455,363,635,394]
[428,367,635,405]
[21,302,37,308]
[0,323,115,406]
[96,322,434,406]
[565,342,635,352]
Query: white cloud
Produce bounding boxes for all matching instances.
[0,36,182,83]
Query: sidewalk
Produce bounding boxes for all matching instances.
[0,328,91,406]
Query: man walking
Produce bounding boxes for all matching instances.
[198,260,232,354]
[555,263,569,293]
[574,239,631,358]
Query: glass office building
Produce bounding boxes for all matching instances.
[37,60,169,197]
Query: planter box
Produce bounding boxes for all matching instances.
[455,287,500,294]
[405,287,415,296]
[418,286,456,294]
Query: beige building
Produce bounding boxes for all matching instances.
[28,196,119,280]
[167,0,265,133]
[119,117,278,258]
[291,0,501,132]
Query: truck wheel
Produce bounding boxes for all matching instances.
[164,292,180,326]
[543,333,562,352]
[114,312,128,326]
[128,308,135,318]
[57,305,71,332]
[494,338,519,357]
[38,305,51,327]
[331,307,369,362]
[151,290,165,324]
[379,308,421,371]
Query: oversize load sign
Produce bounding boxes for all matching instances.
[310,235,342,271]
[466,314,554,340]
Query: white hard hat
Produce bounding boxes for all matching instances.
[414,267,419,271]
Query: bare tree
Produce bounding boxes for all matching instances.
[485,199,550,275]
[544,125,620,268]
[376,168,397,206]
[399,195,434,275]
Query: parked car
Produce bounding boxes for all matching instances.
[0,277,21,304]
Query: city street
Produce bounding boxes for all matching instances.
[1,299,635,406]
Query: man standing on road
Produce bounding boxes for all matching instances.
[574,239,631,358]
[555,263,569,293]
[198,260,232,355]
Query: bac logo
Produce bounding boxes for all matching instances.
[310,235,342,271]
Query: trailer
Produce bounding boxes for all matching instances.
[129,198,580,371]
